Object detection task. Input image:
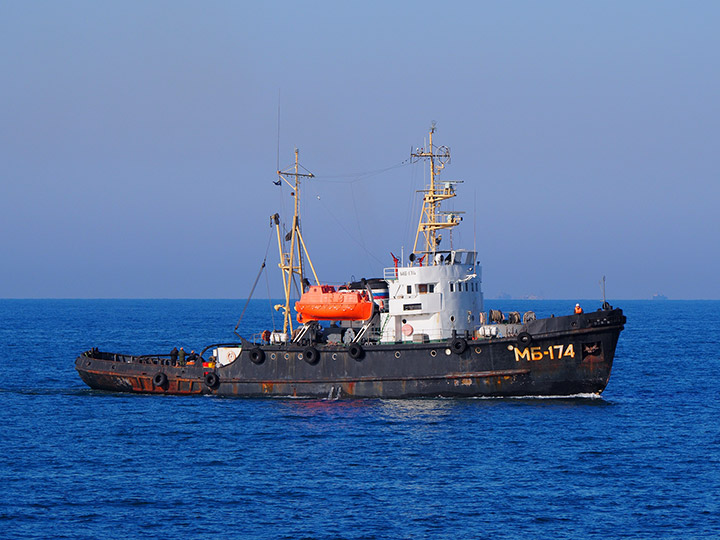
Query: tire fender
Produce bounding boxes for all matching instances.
[153,372,168,387]
[451,338,467,355]
[204,372,220,389]
[348,343,364,360]
[249,348,265,365]
[303,347,320,365]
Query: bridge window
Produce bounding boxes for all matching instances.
[403,303,422,311]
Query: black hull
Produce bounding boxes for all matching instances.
[75,309,625,399]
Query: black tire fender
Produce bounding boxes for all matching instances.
[348,343,364,360]
[517,332,532,346]
[451,338,467,355]
[153,372,168,387]
[249,348,265,365]
[204,372,220,389]
[303,347,320,365]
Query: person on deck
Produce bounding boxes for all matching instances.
[170,347,178,363]
[575,303,583,314]
[178,347,186,366]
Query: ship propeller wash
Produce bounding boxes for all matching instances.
[76,127,626,398]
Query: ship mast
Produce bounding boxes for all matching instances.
[412,124,463,258]
[273,148,320,334]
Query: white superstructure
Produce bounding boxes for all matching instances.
[379,250,483,342]
[374,125,484,343]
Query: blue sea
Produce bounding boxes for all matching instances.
[0,299,718,539]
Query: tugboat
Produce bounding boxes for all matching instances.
[76,126,626,398]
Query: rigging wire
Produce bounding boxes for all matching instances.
[234,227,274,337]
[350,182,368,259]
[265,257,276,331]
[473,189,477,258]
[270,157,413,273]
[314,195,384,265]
[312,159,411,183]
[402,160,422,253]
[276,89,280,176]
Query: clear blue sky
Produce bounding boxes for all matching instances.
[1,1,718,300]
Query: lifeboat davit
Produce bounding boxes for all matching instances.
[295,285,374,324]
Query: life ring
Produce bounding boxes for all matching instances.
[261,330,271,342]
[249,348,265,365]
[153,372,168,387]
[348,343,364,360]
[517,332,532,345]
[204,372,220,389]
[303,347,320,365]
[451,338,467,355]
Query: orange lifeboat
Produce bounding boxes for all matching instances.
[295,285,374,324]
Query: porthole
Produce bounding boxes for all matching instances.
[284,353,290,360]
[395,351,401,358]
[450,316,455,322]
[475,347,482,354]
[445,348,452,356]
[507,345,514,351]
[331,353,338,360]
[270,353,276,360]
[430,350,437,357]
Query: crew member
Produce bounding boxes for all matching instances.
[574,303,583,314]
[170,347,178,362]
[178,347,186,366]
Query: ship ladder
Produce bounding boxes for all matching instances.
[352,319,376,343]
[291,322,316,344]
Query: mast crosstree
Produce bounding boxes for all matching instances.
[412,124,463,257]
[273,149,319,334]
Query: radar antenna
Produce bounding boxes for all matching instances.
[411,124,463,256]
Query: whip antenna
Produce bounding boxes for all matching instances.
[276,89,281,173]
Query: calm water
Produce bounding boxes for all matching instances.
[0,299,718,539]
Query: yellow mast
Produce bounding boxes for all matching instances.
[412,124,462,257]
[274,149,320,334]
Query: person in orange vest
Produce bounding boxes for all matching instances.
[574,303,583,314]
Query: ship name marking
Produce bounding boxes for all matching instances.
[513,344,575,362]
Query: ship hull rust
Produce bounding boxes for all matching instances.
[75,309,624,399]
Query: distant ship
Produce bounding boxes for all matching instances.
[76,126,626,398]
[652,293,668,301]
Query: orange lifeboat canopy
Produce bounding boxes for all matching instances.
[295,285,374,324]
